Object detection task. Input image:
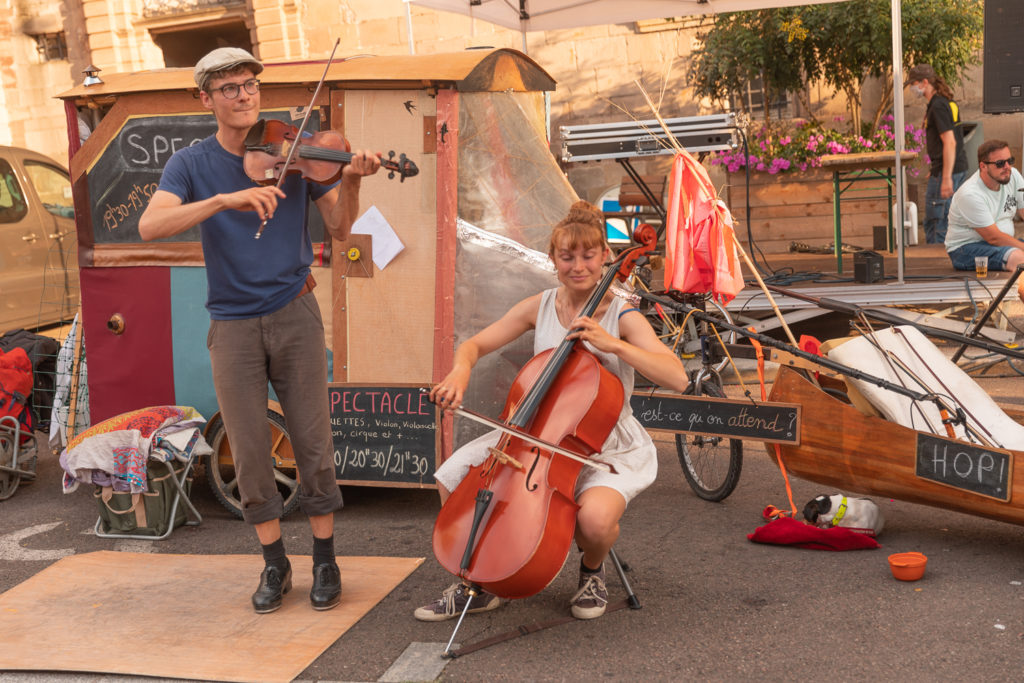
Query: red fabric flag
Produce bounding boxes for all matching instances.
[664,151,744,304]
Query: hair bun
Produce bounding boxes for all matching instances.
[564,200,603,228]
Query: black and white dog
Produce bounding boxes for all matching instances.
[803,494,885,536]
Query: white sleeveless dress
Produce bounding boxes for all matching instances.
[433,288,657,504]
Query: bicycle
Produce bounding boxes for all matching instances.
[628,269,743,502]
[674,325,743,502]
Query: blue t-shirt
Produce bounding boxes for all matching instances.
[157,134,334,320]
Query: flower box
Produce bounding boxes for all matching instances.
[725,167,891,256]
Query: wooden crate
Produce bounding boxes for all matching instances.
[725,167,891,254]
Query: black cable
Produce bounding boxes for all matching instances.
[737,128,775,278]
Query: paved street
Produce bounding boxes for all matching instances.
[2,381,1023,682]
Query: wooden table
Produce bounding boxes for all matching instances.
[819,151,919,273]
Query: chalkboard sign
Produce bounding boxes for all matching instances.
[88,114,216,244]
[328,384,438,486]
[915,432,1013,501]
[630,392,801,445]
[86,110,322,245]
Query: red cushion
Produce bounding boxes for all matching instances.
[748,516,880,551]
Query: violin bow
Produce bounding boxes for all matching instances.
[254,38,341,240]
[450,404,616,474]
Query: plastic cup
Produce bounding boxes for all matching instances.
[975,256,988,278]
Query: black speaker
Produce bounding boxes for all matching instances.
[983,0,1024,114]
[854,250,883,284]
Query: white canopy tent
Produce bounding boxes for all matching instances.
[404,0,912,282]
[403,0,851,32]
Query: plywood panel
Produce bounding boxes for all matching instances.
[0,552,423,683]
[341,89,438,383]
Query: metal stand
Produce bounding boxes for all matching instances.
[951,264,1024,363]
[617,158,667,227]
[93,441,202,541]
[829,166,896,273]
[560,114,737,244]
[442,582,483,658]
[608,547,641,609]
[0,416,37,501]
[441,546,641,658]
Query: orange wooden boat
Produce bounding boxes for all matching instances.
[767,365,1024,527]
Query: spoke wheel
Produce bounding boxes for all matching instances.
[676,380,743,501]
[204,409,300,519]
[0,431,32,501]
[641,294,737,379]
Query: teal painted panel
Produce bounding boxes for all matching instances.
[170,267,218,420]
[169,267,336,420]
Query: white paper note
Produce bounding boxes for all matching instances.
[350,205,404,270]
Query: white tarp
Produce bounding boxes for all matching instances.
[403,0,851,32]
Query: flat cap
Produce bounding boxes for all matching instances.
[194,47,263,92]
[905,64,936,86]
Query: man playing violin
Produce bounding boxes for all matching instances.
[416,201,689,621]
[139,47,381,614]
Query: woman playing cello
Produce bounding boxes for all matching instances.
[416,201,689,621]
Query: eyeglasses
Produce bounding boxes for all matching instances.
[208,78,260,100]
[983,157,1015,169]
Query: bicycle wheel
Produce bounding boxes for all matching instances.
[676,379,743,501]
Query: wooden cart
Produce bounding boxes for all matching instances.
[58,49,559,514]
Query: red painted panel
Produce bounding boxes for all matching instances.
[434,89,458,463]
[80,267,175,423]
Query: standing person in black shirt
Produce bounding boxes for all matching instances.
[906,64,968,244]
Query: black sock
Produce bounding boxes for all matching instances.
[261,537,289,572]
[313,535,336,567]
[580,558,602,574]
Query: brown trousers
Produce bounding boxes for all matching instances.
[207,292,342,524]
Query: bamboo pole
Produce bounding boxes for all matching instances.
[731,234,799,348]
[65,310,86,442]
[635,80,797,348]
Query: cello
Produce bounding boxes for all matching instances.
[431,223,659,608]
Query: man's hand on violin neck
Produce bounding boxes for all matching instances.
[342,150,382,178]
[223,185,285,220]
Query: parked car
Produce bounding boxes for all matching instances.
[0,146,77,332]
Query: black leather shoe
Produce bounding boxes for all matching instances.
[310,562,342,611]
[252,562,292,614]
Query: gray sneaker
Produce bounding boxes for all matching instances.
[570,564,608,619]
[413,582,501,622]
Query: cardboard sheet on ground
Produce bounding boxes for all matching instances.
[0,551,423,682]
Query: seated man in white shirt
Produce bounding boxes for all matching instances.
[945,139,1024,280]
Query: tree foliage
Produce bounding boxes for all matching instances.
[689,0,983,135]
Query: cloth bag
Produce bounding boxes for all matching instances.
[0,346,34,440]
[93,457,192,537]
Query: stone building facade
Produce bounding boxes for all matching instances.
[2,0,1019,225]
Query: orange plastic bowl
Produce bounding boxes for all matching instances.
[888,552,928,581]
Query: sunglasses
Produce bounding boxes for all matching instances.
[983,157,1015,169]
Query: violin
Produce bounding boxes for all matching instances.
[431,223,659,601]
[243,118,419,186]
